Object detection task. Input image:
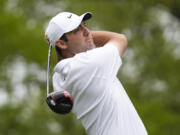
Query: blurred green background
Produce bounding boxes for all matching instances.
[0,0,180,134]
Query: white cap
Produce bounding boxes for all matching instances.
[45,12,92,47]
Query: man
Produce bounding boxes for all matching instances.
[45,12,148,135]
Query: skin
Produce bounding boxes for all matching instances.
[55,21,127,61]
[55,22,96,59]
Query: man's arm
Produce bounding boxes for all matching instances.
[91,31,127,56]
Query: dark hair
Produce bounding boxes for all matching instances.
[55,34,68,58]
[55,45,62,57]
[60,34,68,42]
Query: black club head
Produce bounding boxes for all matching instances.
[46,90,73,114]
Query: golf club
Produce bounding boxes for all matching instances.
[46,44,73,114]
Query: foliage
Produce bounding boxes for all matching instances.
[0,0,180,134]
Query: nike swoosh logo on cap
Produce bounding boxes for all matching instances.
[67,14,72,18]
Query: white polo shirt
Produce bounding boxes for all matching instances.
[53,43,148,135]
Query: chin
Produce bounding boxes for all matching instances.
[87,44,95,51]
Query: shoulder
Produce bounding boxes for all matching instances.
[54,43,122,78]
[54,58,72,79]
[74,42,120,62]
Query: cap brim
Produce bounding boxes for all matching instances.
[81,12,92,21]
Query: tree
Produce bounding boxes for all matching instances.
[0,0,180,134]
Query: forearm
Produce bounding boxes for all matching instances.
[91,31,127,56]
[91,31,125,47]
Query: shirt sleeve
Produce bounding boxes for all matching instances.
[72,42,122,78]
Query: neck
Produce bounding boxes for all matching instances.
[56,50,75,62]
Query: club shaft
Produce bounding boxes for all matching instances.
[47,45,52,97]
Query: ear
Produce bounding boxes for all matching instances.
[56,40,68,50]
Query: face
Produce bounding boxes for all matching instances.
[58,22,95,55]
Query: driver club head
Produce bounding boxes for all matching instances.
[46,90,73,114]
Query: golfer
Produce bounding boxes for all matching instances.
[45,12,148,135]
